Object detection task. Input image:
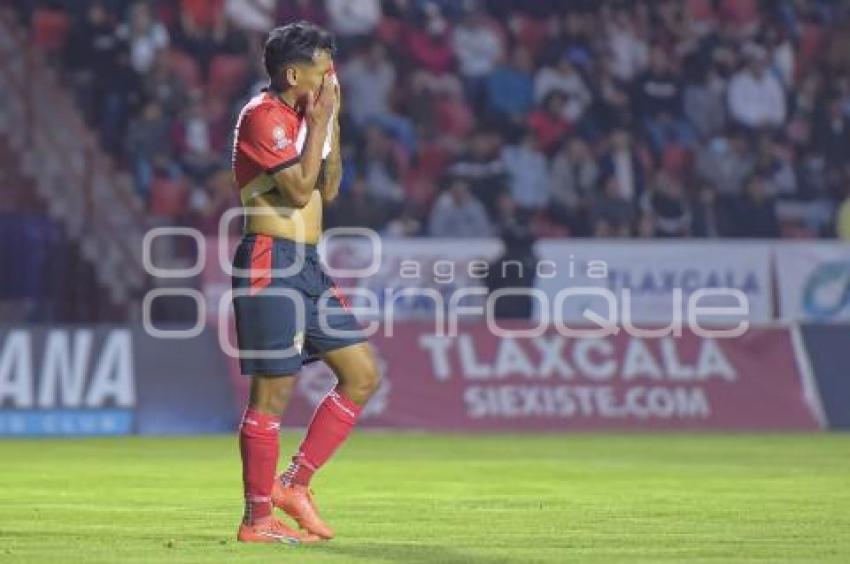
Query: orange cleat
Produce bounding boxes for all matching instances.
[272,481,335,540]
[237,515,322,544]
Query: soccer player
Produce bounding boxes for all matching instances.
[230,22,380,544]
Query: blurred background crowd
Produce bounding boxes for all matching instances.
[13,0,850,241]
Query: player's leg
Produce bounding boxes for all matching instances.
[237,374,322,543]
[240,374,295,524]
[273,342,380,539]
[284,341,380,484]
[324,340,382,405]
[231,235,317,543]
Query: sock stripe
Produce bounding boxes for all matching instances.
[328,391,357,419]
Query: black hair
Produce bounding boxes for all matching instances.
[264,21,336,88]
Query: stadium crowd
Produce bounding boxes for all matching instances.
[19,0,850,240]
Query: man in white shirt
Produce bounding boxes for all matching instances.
[451,9,503,80]
[428,179,493,237]
[325,0,381,38]
[727,44,787,130]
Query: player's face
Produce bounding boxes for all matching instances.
[294,49,333,101]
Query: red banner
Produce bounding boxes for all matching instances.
[282,324,820,431]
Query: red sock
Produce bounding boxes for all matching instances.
[280,387,362,487]
[239,408,281,524]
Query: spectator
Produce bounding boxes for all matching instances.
[534,54,591,122]
[98,49,146,155]
[633,46,694,151]
[277,0,326,26]
[727,44,787,130]
[486,46,534,123]
[813,96,850,173]
[27,0,850,245]
[340,41,397,127]
[384,204,424,237]
[360,125,406,211]
[171,92,227,182]
[766,25,795,90]
[208,13,250,57]
[641,171,692,237]
[541,10,591,68]
[406,5,454,74]
[325,0,382,46]
[428,179,493,237]
[144,52,188,116]
[590,175,635,237]
[593,54,632,131]
[684,61,727,139]
[501,128,550,212]
[448,128,507,219]
[606,6,649,82]
[188,168,239,235]
[171,7,248,77]
[325,174,388,230]
[224,0,275,34]
[549,137,598,235]
[452,7,504,103]
[696,130,754,197]
[798,149,831,200]
[527,91,573,155]
[64,1,121,124]
[598,129,644,201]
[181,0,226,30]
[126,102,174,197]
[755,134,797,198]
[117,2,169,75]
[730,174,780,237]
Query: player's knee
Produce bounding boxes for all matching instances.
[249,376,295,416]
[345,355,381,404]
[359,362,381,398]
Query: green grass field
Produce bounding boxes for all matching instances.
[0,433,848,563]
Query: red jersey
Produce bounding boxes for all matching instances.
[232,89,305,191]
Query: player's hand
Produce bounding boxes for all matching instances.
[305,79,337,130]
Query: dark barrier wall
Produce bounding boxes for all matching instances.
[0,326,238,436]
[801,324,850,429]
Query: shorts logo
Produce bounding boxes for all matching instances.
[272,126,291,151]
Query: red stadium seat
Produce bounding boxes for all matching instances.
[719,0,759,29]
[168,49,202,89]
[181,0,225,29]
[150,178,188,218]
[403,175,437,209]
[208,55,249,100]
[532,212,569,238]
[798,23,824,76]
[415,142,452,181]
[435,97,474,138]
[686,0,717,24]
[376,17,406,46]
[32,9,70,52]
[661,145,692,179]
[510,15,548,59]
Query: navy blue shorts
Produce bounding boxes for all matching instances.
[231,234,367,376]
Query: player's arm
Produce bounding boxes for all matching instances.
[270,84,337,208]
[317,118,342,204]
